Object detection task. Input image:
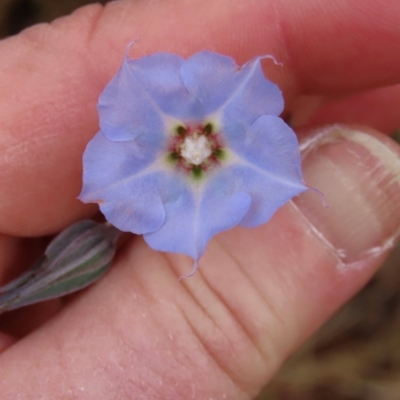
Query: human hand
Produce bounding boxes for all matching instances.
[0,0,399,398]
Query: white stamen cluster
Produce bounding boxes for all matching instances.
[180,133,212,165]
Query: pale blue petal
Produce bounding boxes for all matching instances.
[215,163,307,228]
[180,51,240,115]
[180,52,283,118]
[128,53,204,121]
[222,115,307,227]
[144,174,251,260]
[221,58,283,140]
[79,131,165,234]
[98,54,167,141]
[97,172,166,234]
[227,115,304,180]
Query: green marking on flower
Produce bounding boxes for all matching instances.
[213,148,226,161]
[203,123,213,135]
[166,151,180,165]
[190,165,204,180]
[176,125,187,136]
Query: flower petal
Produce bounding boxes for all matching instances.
[215,163,307,228]
[221,115,307,227]
[179,51,240,115]
[144,174,251,261]
[127,53,204,121]
[98,53,172,141]
[221,58,284,139]
[79,132,166,234]
[180,52,283,119]
[227,115,304,179]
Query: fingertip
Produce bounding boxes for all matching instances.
[295,124,400,264]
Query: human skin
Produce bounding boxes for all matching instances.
[0,0,400,398]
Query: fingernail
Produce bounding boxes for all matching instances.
[294,125,400,263]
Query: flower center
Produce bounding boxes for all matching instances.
[180,133,212,166]
[166,123,226,180]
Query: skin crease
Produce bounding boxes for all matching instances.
[0,0,399,398]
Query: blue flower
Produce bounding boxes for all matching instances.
[79,50,308,276]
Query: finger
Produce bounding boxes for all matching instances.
[0,235,19,283]
[0,300,61,339]
[0,126,399,398]
[0,332,14,353]
[0,235,50,283]
[280,0,400,94]
[1,0,400,236]
[291,84,400,134]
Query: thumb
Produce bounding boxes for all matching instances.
[296,126,400,262]
[0,126,399,399]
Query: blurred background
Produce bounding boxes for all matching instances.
[1,1,400,399]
